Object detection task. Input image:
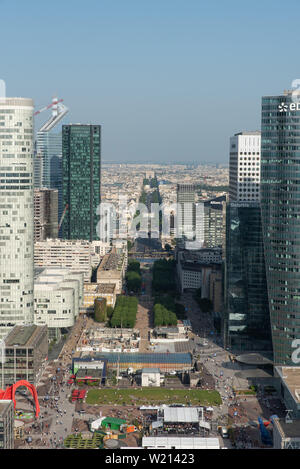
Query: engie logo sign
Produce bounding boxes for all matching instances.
[278,102,300,112]
[278,79,300,112]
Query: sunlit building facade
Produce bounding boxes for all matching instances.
[0,98,35,339]
[261,91,300,365]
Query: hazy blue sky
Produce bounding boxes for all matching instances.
[1,0,300,163]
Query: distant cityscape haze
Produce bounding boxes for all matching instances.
[1,0,300,163]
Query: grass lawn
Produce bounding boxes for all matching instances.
[86,388,222,406]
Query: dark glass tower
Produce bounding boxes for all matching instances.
[261,91,300,365]
[225,202,272,352]
[62,125,101,241]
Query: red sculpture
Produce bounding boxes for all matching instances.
[0,380,40,418]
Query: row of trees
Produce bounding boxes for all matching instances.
[151,189,162,205]
[153,294,186,327]
[109,295,138,328]
[143,177,159,189]
[94,298,107,322]
[152,259,177,293]
[126,259,142,293]
[139,190,147,205]
[126,271,142,292]
[94,297,114,323]
[127,259,141,274]
[149,176,159,188]
[153,303,177,327]
[127,240,134,252]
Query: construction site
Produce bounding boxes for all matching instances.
[76,327,141,353]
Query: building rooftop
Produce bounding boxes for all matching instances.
[98,250,125,272]
[5,324,47,348]
[155,327,179,334]
[81,352,192,365]
[142,436,220,449]
[34,267,83,292]
[96,284,116,294]
[234,131,261,136]
[274,418,300,439]
[235,353,273,366]
[85,283,116,294]
[142,368,160,374]
[0,400,13,417]
[0,97,34,107]
[179,248,222,268]
[276,367,300,404]
[163,407,199,423]
[76,368,103,380]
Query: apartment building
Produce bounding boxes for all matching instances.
[229,131,261,202]
[0,400,14,449]
[96,248,127,294]
[34,239,111,282]
[83,283,117,313]
[0,325,48,388]
[176,248,222,294]
[34,188,58,241]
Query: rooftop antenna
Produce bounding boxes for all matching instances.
[285,409,293,424]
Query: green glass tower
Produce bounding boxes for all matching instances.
[62,125,101,241]
[261,91,300,365]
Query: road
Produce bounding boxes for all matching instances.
[180,291,250,426]
[135,264,153,352]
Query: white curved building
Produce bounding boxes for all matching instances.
[0,98,35,339]
[34,267,84,339]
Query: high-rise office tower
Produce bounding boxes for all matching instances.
[34,188,58,241]
[0,98,35,339]
[176,184,196,241]
[224,202,272,352]
[261,90,300,365]
[34,132,63,227]
[226,130,271,353]
[62,125,101,241]
[202,195,227,249]
[34,97,67,226]
[35,131,62,189]
[229,131,261,202]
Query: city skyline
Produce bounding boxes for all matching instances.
[2,0,300,453]
[2,0,300,164]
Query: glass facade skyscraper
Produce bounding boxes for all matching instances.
[34,131,63,229]
[261,91,300,365]
[62,125,101,241]
[225,202,272,352]
[35,131,62,189]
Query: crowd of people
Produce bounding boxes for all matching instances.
[17,319,89,449]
